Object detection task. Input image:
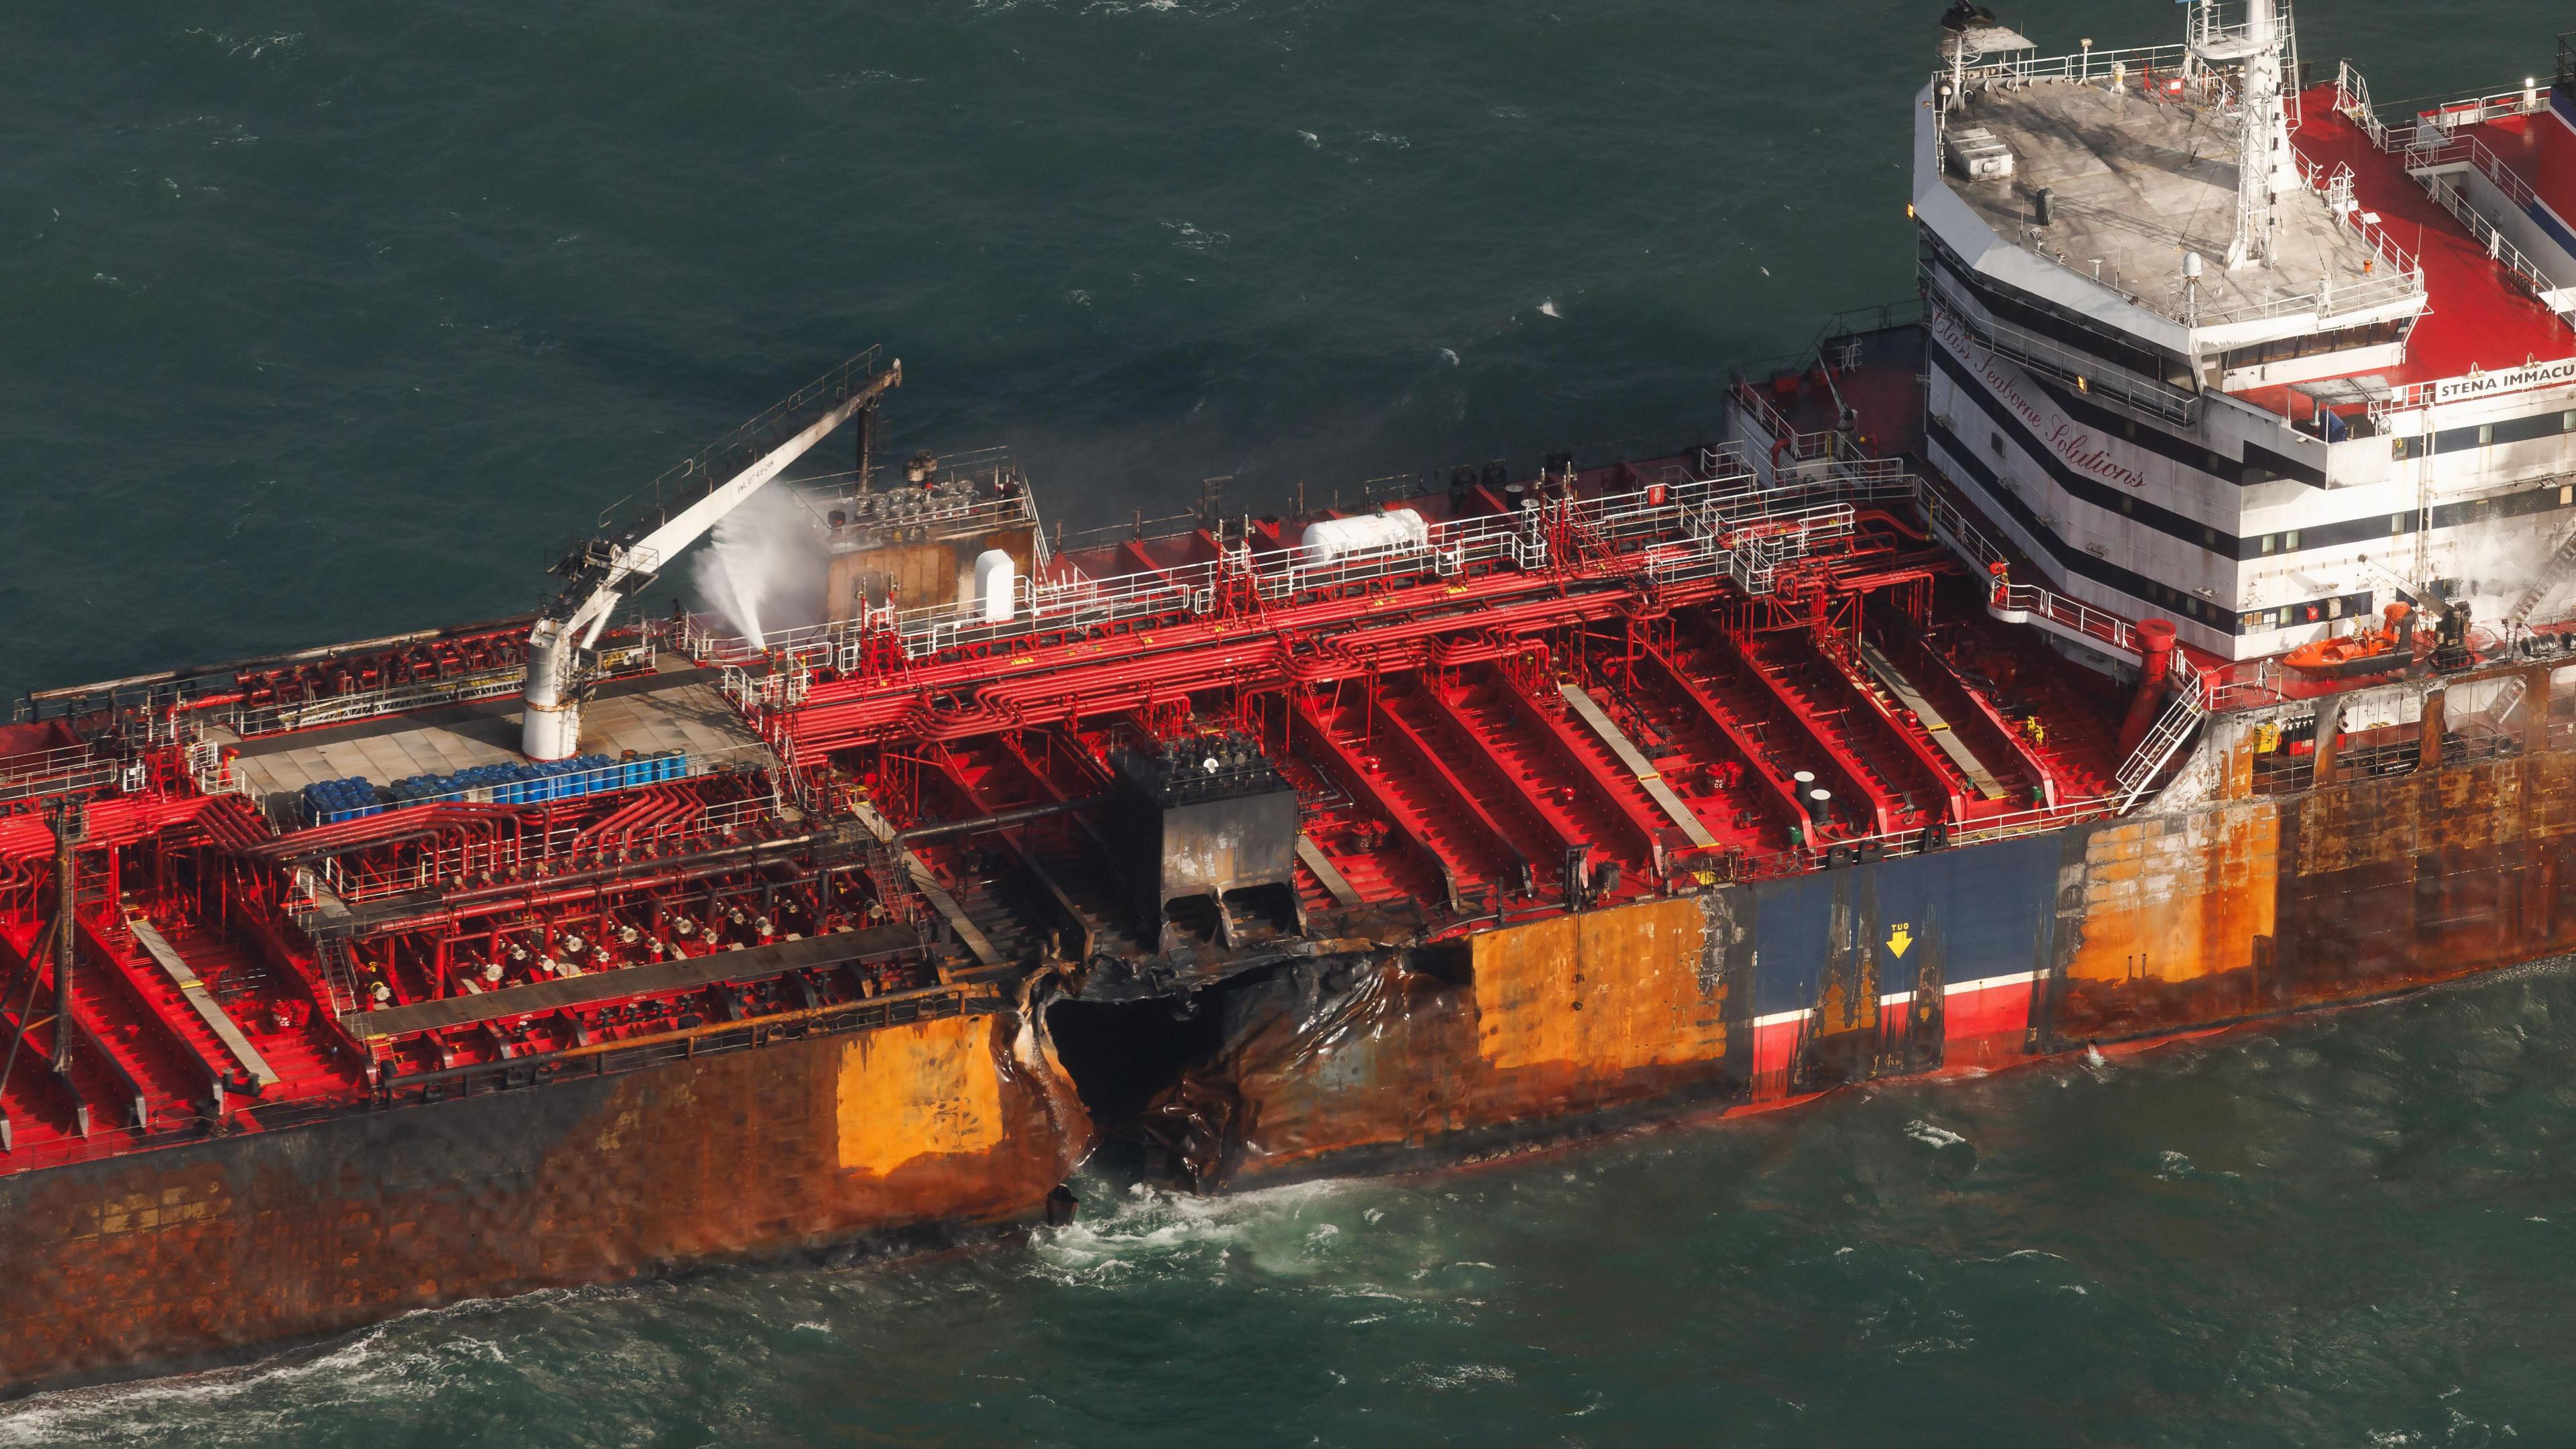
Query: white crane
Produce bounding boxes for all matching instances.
[520,355,901,760]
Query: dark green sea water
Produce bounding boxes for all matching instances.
[6,2,2575,1443]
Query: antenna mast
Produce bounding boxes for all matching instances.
[2198,0,2300,270]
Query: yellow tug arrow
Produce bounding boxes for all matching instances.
[1887,923,1915,959]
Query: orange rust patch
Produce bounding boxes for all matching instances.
[2067,802,2278,987]
[1473,897,1722,1074]
[836,1014,1006,1174]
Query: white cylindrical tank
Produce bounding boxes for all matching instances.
[1298,508,1430,568]
[973,548,1016,624]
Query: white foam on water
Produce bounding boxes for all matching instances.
[0,1289,574,1446]
[1026,1176,1359,1285]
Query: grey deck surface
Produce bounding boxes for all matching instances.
[127,916,280,1088]
[1559,684,1721,849]
[230,672,767,803]
[1947,82,2382,321]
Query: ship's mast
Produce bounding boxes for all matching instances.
[2196,0,2300,270]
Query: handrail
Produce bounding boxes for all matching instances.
[2408,164,2568,313]
[2111,656,2206,812]
[1929,42,2192,95]
[1922,276,2200,425]
[691,447,1780,667]
[590,349,890,543]
[2337,60,2551,154]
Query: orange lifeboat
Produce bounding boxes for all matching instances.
[2284,601,2414,678]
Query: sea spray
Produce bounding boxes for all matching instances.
[719,549,766,649]
[690,482,830,648]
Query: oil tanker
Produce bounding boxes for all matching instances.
[9,0,2576,1393]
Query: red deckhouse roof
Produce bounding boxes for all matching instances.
[2289,82,2576,392]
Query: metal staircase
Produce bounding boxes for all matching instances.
[2506,519,2576,628]
[2110,656,2207,812]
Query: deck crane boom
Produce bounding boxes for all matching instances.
[520,353,901,760]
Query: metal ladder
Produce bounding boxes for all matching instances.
[2507,519,2576,628]
[2110,663,2207,813]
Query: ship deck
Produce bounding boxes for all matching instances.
[0,354,2171,1181]
[222,667,770,820]
[2275,86,2576,393]
[11,272,2569,1184]
[1949,80,2383,325]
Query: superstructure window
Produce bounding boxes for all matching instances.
[2261,534,2275,554]
[2282,529,2299,549]
[2217,319,2408,373]
[2396,408,2576,460]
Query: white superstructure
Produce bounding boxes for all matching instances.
[1914,1,2576,662]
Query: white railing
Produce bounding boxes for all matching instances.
[2410,166,2568,313]
[0,741,121,804]
[2182,148,2426,329]
[1923,277,2200,424]
[2340,61,2550,150]
[1693,504,1856,596]
[691,447,1778,670]
[2335,61,2392,149]
[2292,151,2422,282]
[1935,42,2192,94]
[2201,655,2289,710]
[1990,583,2144,657]
[2405,127,2542,213]
[2415,87,2552,133]
[182,739,256,803]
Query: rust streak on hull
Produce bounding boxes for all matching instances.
[0,1010,1089,1394]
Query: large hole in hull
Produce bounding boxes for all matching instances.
[1046,992,1226,1134]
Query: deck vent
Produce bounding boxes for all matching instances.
[1945,125,2015,182]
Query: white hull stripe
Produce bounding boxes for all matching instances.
[1943,970,2040,996]
[1751,973,2041,1028]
